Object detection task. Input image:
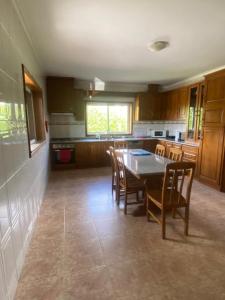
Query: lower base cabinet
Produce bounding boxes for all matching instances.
[76,142,113,168]
[199,126,225,190]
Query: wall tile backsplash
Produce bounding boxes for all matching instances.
[49,113,186,138]
[0,1,49,299]
[133,121,187,137]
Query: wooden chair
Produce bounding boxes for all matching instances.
[109,146,117,195]
[114,140,128,149]
[115,151,145,214]
[169,147,183,161]
[155,144,166,157]
[146,161,195,239]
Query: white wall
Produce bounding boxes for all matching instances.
[0,1,49,299]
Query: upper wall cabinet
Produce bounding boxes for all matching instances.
[134,85,161,121]
[160,87,189,121]
[46,77,85,120]
[203,70,225,127]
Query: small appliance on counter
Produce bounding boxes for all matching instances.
[148,129,167,138]
[175,131,186,142]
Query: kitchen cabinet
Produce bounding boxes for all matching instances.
[186,82,205,141]
[157,139,199,175]
[134,85,161,121]
[46,77,85,120]
[76,141,113,168]
[143,139,158,152]
[178,87,189,120]
[199,126,225,189]
[199,70,225,190]
[182,144,199,176]
[160,87,188,121]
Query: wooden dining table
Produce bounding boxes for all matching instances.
[108,148,173,215]
[119,148,172,179]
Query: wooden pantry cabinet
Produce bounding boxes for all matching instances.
[198,70,225,191]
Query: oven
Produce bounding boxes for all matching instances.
[51,143,76,168]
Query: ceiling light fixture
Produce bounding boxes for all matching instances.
[148,41,169,52]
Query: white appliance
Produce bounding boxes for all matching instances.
[149,130,167,138]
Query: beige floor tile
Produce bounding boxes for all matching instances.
[14,167,225,300]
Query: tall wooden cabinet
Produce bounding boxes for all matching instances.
[199,70,225,191]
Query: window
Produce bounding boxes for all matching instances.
[22,65,46,156]
[86,102,132,135]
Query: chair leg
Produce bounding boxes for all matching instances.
[124,192,127,215]
[146,198,150,222]
[112,174,114,195]
[162,210,166,239]
[117,187,120,205]
[184,206,189,236]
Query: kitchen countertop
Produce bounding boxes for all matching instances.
[50,137,199,147]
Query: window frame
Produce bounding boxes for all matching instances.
[22,65,46,158]
[85,101,133,136]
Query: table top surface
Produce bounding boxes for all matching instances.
[114,149,173,178]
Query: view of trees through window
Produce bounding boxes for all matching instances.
[86,103,131,135]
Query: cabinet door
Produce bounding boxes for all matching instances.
[160,92,168,120]
[205,74,225,104]
[143,140,158,152]
[177,87,188,120]
[76,143,91,168]
[135,88,161,121]
[199,126,225,188]
[47,77,73,113]
[72,90,85,121]
[182,144,199,176]
[165,90,178,120]
[187,85,198,140]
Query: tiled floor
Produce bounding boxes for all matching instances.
[15,167,225,300]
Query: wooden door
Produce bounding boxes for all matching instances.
[199,126,225,188]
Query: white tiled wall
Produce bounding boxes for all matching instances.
[133,121,187,137]
[49,114,86,138]
[0,1,49,299]
[49,113,186,138]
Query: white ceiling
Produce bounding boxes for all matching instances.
[16,0,225,84]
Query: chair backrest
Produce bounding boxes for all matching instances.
[114,150,127,187]
[109,146,117,172]
[114,140,128,149]
[162,162,195,208]
[155,144,166,157]
[168,147,183,161]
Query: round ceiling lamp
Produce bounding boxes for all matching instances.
[148,41,169,52]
